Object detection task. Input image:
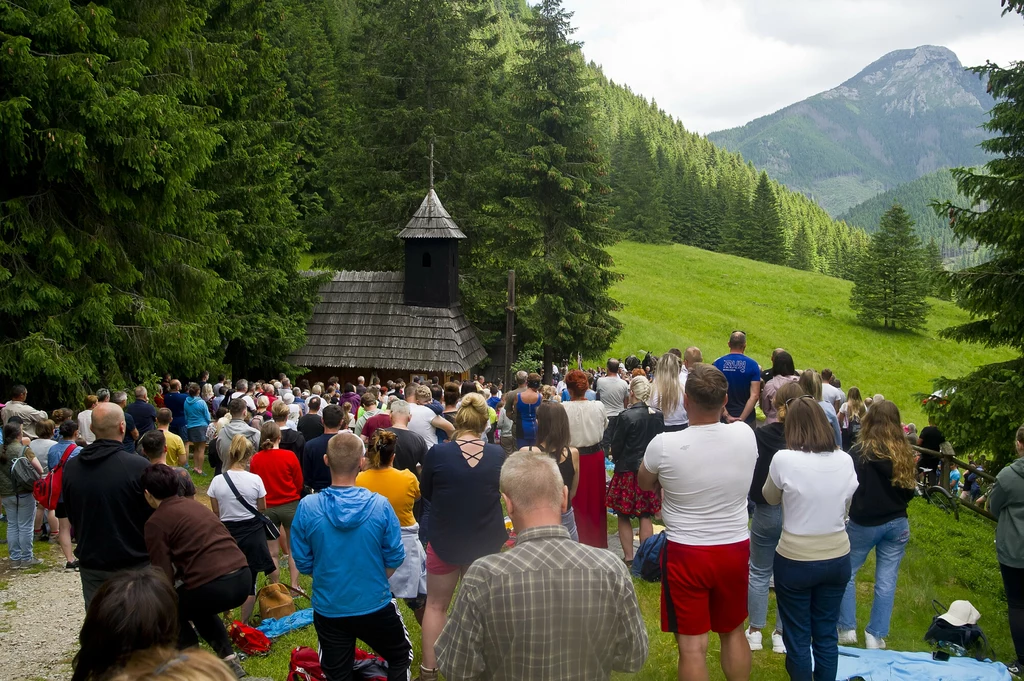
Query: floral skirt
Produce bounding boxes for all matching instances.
[606,471,661,517]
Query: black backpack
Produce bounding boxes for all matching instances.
[924,601,993,661]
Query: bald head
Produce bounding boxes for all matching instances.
[728,331,746,350]
[684,346,703,368]
[326,432,364,478]
[92,402,126,440]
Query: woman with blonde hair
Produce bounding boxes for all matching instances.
[418,392,507,681]
[763,396,858,681]
[838,386,867,450]
[838,399,917,650]
[105,647,238,681]
[357,429,427,623]
[249,421,304,591]
[651,352,687,432]
[206,434,280,624]
[607,375,664,565]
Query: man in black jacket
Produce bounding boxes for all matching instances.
[62,402,153,607]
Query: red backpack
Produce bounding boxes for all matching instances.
[288,646,325,681]
[228,620,272,656]
[286,646,387,681]
[32,443,76,511]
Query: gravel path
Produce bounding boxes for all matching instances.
[0,543,84,681]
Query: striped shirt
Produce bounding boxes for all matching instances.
[436,525,649,681]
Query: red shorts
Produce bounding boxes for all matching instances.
[425,543,467,576]
[661,539,749,635]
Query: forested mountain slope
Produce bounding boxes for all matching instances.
[709,46,993,215]
[839,169,969,257]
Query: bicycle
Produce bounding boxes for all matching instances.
[917,468,960,520]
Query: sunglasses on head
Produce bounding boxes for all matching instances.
[784,395,815,407]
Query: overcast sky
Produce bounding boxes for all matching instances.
[560,0,1024,135]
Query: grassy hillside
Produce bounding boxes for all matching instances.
[603,242,1012,426]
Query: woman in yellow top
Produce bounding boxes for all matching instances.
[356,429,427,623]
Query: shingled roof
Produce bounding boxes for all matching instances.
[397,190,467,240]
[288,271,487,374]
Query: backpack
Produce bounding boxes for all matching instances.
[353,648,389,680]
[228,620,272,656]
[33,443,76,510]
[10,454,41,493]
[258,582,296,621]
[924,600,993,661]
[287,646,325,681]
[221,390,235,412]
[631,532,667,582]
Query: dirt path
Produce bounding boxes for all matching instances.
[0,542,83,681]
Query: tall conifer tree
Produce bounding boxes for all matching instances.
[0,0,224,401]
[500,0,621,378]
[751,172,788,264]
[926,2,1024,461]
[849,204,930,330]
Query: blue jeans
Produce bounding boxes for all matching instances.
[561,508,579,542]
[774,552,851,681]
[748,503,783,631]
[2,493,36,562]
[838,517,910,638]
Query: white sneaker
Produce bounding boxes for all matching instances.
[865,632,886,649]
[772,630,787,654]
[838,629,858,645]
[745,628,764,651]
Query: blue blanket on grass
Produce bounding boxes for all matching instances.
[256,608,314,638]
[836,646,1011,681]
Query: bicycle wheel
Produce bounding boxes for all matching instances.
[925,485,960,521]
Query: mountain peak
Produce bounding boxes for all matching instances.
[820,45,984,114]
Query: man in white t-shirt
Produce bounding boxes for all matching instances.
[639,363,757,681]
[408,384,454,448]
[230,378,257,413]
[820,369,844,412]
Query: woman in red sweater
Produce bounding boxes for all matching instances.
[250,421,304,591]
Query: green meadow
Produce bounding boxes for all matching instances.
[603,242,1013,427]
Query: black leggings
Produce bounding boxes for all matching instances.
[313,602,412,681]
[177,567,250,658]
[1002,564,1024,662]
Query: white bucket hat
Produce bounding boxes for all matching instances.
[938,600,982,627]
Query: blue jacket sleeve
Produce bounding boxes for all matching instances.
[381,502,405,570]
[290,498,314,575]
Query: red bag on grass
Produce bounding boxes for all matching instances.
[288,646,325,681]
[353,648,388,680]
[33,443,76,510]
[228,620,271,656]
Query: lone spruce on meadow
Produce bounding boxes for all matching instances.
[849,203,931,331]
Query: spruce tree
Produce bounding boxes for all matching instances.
[923,237,947,299]
[925,3,1024,462]
[789,224,817,271]
[849,204,930,330]
[751,171,787,264]
[499,0,621,379]
[0,0,224,402]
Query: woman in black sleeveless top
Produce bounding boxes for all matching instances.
[516,402,580,540]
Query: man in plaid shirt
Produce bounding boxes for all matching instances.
[436,451,648,680]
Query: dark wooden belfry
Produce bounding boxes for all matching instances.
[399,174,466,308]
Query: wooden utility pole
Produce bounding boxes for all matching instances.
[504,270,516,387]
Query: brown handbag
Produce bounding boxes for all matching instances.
[258,582,296,621]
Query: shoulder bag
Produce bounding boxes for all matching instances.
[222,471,281,541]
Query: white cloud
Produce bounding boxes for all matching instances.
[562,0,1024,134]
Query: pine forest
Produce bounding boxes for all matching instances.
[3,0,892,401]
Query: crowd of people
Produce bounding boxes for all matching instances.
[2,331,1024,681]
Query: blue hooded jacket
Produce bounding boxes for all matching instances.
[290,486,404,617]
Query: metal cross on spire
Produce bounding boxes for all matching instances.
[429,140,435,190]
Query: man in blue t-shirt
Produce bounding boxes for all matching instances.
[712,331,761,429]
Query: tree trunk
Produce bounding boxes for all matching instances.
[542,343,554,387]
